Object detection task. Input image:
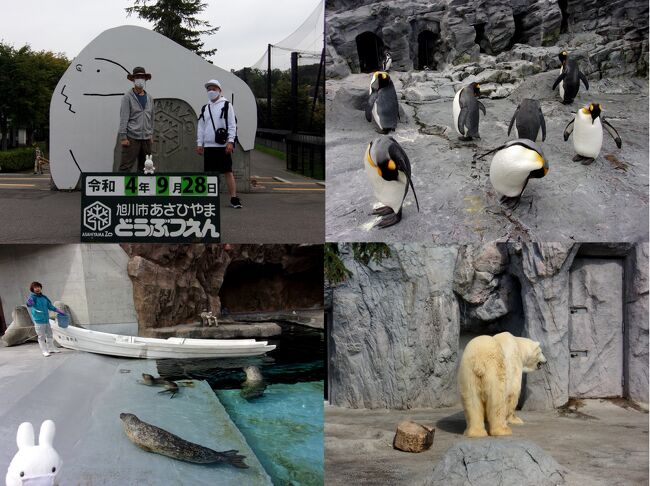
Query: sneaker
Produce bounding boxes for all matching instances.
[230,196,242,208]
[42,351,51,357]
[49,348,61,353]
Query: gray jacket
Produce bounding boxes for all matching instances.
[119,90,154,140]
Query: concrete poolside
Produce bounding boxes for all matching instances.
[325,401,649,486]
[0,343,272,485]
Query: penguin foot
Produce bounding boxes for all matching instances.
[375,210,402,228]
[581,158,595,166]
[372,206,394,216]
[572,154,585,162]
[499,196,521,210]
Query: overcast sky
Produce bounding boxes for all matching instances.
[0,0,321,70]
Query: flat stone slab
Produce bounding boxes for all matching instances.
[426,438,568,486]
[0,344,272,485]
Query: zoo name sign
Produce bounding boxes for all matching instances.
[81,173,220,242]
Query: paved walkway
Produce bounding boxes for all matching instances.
[0,343,272,485]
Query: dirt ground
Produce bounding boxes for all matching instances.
[325,400,649,485]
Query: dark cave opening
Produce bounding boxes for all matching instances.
[473,23,493,55]
[355,31,385,73]
[558,0,569,34]
[219,261,323,314]
[509,12,528,48]
[417,30,438,70]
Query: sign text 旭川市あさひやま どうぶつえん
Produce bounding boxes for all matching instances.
[80,173,220,242]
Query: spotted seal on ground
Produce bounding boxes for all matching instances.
[119,413,249,468]
[141,373,179,398]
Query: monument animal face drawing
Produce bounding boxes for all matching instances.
[50,25,256,189]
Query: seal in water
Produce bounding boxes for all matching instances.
[240,365,266,400]
[119,413,249,468]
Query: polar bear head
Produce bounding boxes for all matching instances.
[516,337,547,373]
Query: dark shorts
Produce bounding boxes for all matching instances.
[204,147,233,173]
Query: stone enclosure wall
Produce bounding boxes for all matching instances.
[326,0,648,78]
[327,242,648,409]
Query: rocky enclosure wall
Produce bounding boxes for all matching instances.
[326,0,648,78]
[328,243,648,409]
[121,244,323,332]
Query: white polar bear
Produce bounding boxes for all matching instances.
[458,332,547,438]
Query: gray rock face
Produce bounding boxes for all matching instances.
[426,439,568,486]
[330,244,460,409]
[0,306,36,347]
[327,0,647,76]
[329,242,649,410]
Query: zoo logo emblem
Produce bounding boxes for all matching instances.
[83,201,112,231]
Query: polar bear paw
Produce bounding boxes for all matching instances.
[507,415,524,425]
[465,427,489,438]
[488,424,513,436]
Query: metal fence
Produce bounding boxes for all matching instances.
[285,133,325,181]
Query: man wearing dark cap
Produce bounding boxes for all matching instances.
[118,66,154,172]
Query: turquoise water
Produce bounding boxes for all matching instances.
[217,381,324,486]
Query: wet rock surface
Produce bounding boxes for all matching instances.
[326,29,649,242]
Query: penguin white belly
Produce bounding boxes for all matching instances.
[489,147,539,197]
[559,81,565,101]
[372,102,384,131]
[365,163,407,213]
[452,90,465,136]
[573,115,602,158]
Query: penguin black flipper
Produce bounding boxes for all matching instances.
[366,92,378,122]
[508,106,520,137]
[477,101,486,116]
[563,119,575,141]
[387,138,420,212]
[538,106,547,141]
[552,73,566,91]
[458,107,469,137]
[602,119,622,148]
[579,71,589,90]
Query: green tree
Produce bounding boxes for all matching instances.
[126,0,219,57]
[0,43,69,150]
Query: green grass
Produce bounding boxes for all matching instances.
[255,143,285,161]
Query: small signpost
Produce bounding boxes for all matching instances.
[81,173,220,242]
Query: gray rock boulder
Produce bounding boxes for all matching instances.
[1,306,36,347]
[426,439,568,486]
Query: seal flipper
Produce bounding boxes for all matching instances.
[602,119,622,148]
[552,72,566,91]
[579,71,589,90]
[563,119,575,141]
[217,450,249,469]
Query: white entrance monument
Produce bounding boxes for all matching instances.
[49,25,256,190]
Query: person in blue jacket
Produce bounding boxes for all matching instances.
[26,281,65,357]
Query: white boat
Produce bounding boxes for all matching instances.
[50,320,276,359]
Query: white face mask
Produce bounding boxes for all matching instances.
[134,79,146,89]
[207,90,221,101]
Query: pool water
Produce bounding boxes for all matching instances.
[217,382,324,486]
[156,322,324,485]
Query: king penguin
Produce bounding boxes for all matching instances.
[508,99,546,142]
[486,139,549,207]
[364,136,419,228]
[452,82,486,140]
[552,51,589,104]
[563,103,622,165]
[365,71,399,134]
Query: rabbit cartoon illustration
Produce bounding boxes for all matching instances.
[143,154,156,174]
[5,420,62,486]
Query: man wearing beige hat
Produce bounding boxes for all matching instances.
[196,79,242,208]
[118,66,155,172]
